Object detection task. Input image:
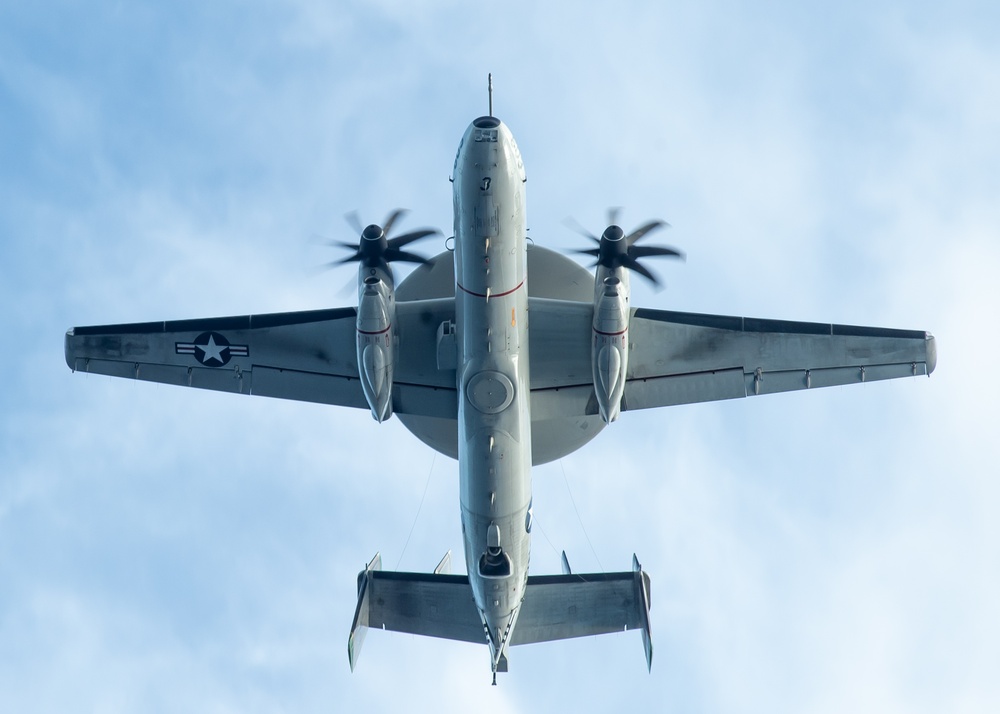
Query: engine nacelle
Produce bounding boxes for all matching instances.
[592,274,630,423]
[356,273,395,422]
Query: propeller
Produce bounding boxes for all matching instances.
[567,208,684,287]
[325,209,439,270]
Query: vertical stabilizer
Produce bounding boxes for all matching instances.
[434,550,452,575]
[633,554,653,671]
[348,552,382,671]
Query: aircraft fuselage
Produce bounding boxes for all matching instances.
[453,116,531,673]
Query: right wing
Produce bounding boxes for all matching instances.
[526,299,936,416]
[65,299,458,418]
[624,308,937,410]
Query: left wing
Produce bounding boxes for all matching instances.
[64,299,457,418]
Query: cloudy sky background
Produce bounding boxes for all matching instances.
[2,1,998,711]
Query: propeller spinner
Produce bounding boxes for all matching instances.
[569,208,684,287]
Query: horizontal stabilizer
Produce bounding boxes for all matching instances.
[348,553,484,671]
[434,550,452,575]
[514,555,653,670]
[348,553,653,671]
[561,550,572,575]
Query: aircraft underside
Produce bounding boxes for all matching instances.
[64,108,936,682]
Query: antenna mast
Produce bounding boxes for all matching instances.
[488,73,493,117]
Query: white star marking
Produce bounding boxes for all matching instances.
[197,335,227,364]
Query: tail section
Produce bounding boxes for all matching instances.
[348,552,653,674]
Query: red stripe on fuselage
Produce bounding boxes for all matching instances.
[457,281,525,299]
[356,324,391,335]
[593,326,629,337]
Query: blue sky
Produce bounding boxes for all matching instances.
[2,1,998,711]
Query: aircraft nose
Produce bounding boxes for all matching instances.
[473,115,501,130]
[461,116,524,183]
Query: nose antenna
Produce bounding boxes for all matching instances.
[488,73,493,117]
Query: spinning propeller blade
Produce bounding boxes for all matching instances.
[329,209,440,269]
[566,209,684,287]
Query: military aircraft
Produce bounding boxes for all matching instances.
[64,83,936,684]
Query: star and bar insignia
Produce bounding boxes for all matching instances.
[175,332,249,367]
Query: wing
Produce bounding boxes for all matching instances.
[527,299,936,414]
[625,308,937,410]
[64,299,457,418]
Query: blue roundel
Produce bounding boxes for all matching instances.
[192,332,232,366]
[175,332,249,368]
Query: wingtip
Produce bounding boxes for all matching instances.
[925,333,937,375]
[64,329,76,372]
